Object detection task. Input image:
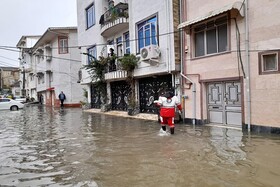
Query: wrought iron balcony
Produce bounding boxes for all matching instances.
[100,2,129,37]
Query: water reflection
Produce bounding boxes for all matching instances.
[0,105,279,186]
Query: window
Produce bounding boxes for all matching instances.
[116,36,123,57]
[42,74,45,84]
[137,16,157,52]
[87,46,96,64]
[86,4,95,29]
[58,37,68,54]
[78,70,82,81]
[0,98,10,102]
[194,16,228,57]
[49,72,53,82]
[259,51,280,74]
[124,32,130,54]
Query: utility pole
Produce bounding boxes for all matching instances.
[0,68,2,91]
[22,66,26,97]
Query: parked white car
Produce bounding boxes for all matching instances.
[13,96,27,103]
[0,98,25,111]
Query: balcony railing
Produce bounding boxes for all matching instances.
[99,3,128,27]
[104,59,128,81]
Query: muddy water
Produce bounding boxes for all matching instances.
[0,105,279,187]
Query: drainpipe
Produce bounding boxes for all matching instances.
[245,0,251,131]
[181,73,196,125]
[179,0,196,125]
[166,0,171,73]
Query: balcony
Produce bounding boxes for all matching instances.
[100,2,129,37]
[104,60,127,81]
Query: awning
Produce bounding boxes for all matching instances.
[178,1,244,30]
[47,87,55,91]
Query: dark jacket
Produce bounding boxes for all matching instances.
[58,93,66,100]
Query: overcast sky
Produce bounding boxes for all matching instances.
[0,0,77,67]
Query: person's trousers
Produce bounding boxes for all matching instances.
[60,100,64,108]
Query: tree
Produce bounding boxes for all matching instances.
[83,55,113,109]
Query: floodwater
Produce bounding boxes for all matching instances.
[0,105,280,187]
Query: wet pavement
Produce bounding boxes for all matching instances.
[0,105,280,187]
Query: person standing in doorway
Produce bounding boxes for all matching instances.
[39,94,43,104]
[58,91,66,108]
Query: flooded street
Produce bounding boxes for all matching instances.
[0,105,280,187]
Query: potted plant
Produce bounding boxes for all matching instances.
[118,54,139,115]
[80,88,90,110]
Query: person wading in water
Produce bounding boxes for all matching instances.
[58,91,66,108]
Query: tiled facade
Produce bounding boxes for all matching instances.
[179,0,280,130]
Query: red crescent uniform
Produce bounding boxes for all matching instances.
[156,95,182,127]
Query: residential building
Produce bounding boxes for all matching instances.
[18,27,84,107]
[178,0,280,131]
[17,35,41,99]
[0,67,20,93]
[77,0,181,113]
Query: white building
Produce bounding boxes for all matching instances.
[16,35,41,99]
[77,0,181,113]
[18,27,84,107]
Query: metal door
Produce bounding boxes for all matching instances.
[207,81,242,126]
[111,81,130,111]
[90,84,105,109]
[139,75,172,114]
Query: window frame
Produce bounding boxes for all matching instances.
[136,14,158,53]
[86,3,95,29]
[58,36,68,54]
[87,45,97,64]
[258,50,280,75]
[124,32,130,54]
[192,15,229,58]
[116,36,123,57]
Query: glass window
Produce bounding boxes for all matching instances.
[137,16,157,52]
[195,32,205,57]
[87,46,97,64]
[116,36,122,57]
[49,72,53,82]
[263,54,277,71]
[194,16,228,57]
[58,37,68,54]
[124,32,130,54]
[259,51,280,74]
[86,4,95,29]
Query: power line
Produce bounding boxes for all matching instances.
[0,55,20,62]
[0,30,183,51]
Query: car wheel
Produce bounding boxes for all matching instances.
[10,105,18,111]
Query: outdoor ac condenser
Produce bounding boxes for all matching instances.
[140,45,161,61]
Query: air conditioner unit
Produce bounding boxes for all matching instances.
[140,45,160,61]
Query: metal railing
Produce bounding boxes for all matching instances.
[100,3,128,27]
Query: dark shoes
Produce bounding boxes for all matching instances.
[170,127,175,135]
[162,126,175,134]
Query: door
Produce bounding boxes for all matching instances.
[90,84,106,109]
[139,75,172,114]
[111,81,130,111]
[207,81,242,126]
